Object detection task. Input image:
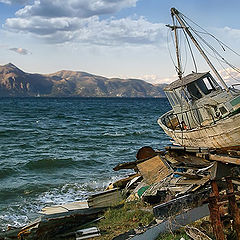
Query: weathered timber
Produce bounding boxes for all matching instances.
[126,180,148,202]
[136,155,173,185]
[18,207,105,240]
[165,151,211,167]
[209,154,240,165]
[88,188,123,208]
[175,176,210,186]
[40,201,89,215]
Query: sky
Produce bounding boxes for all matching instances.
[0,0,240,85]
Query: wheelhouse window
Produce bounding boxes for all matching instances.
[195,76,217,95]
[186,75,219,100]
[186,82,202,100]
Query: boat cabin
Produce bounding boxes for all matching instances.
[163,72,225,129]
[164,72,221,108]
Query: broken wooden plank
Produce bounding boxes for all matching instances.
[88,188,123,208]
[106,174,141,190]
[137,155,173,185]
[18,207,105,240]
[40,201,89,215]
[175,176,210,186]
[209,154,240,165]
[165,151,211,167]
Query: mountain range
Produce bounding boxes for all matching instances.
[0,63,167,97]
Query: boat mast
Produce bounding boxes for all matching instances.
[171,8,230,92]
[171,13,182,80]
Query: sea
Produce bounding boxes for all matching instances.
[0,97,171,230]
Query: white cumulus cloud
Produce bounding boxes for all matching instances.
[15,0,137,18]
[5,15,166,45]
[3,0,167,46]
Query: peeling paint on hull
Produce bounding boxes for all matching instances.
[158,112,240,148]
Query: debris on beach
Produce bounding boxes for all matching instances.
[1,145,239,240]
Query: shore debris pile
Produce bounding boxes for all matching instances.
[0,146,240,240]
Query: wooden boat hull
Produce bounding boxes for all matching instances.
[158,111,240,149]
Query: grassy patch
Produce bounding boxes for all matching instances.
[156,229,191,240]
[96,201,154,240]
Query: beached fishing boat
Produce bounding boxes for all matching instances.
[158,8,240,149]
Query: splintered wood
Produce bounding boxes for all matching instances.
[136,155,172,185]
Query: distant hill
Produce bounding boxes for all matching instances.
[0,63,166,97]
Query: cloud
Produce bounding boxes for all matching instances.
[3,0,167,46]
[0,0,30,4]
[5,16,166,45]
[9,47,31,55]
[221,27,240,39]
[15,0,137,18]
[139,74,177,84]
[218,67,240,86]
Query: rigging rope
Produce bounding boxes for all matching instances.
[182,29,198,73]
[167,29,178,74]
[180,12,240,58]
[179,12,240,81]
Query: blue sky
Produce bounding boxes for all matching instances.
[0,0,240,84]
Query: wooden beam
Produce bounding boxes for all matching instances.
[209,154,240,165]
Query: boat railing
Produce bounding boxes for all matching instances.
[162,106,217,131]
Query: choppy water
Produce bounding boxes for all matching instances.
[0,97,170,230]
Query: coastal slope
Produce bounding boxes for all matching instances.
[0,63,166,97]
